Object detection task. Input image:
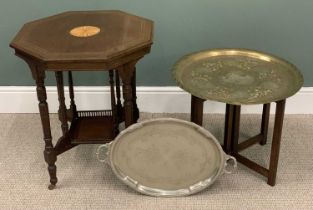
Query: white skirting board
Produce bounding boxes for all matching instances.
[0,86,312,114]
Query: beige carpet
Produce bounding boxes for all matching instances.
[0,113,312,210]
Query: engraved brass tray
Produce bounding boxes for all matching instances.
[173,49,304,105]
[97,118,236,197]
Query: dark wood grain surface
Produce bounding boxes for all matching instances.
[10,10,153,189]
[10,11,153,70]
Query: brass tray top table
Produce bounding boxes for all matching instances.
[173,49,303,186]
[10,10,153,190]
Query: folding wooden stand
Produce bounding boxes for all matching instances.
[191,95,286,186]
[223,101,286,186]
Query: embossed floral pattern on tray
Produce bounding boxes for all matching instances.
[173,49,303,105]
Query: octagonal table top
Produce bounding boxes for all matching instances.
[10,10,153,66]
[173,49,303,105]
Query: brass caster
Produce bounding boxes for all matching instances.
[48,184,56,190]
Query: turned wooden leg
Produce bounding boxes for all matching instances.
[224,104,235,154]
[53,71,77,156]
[55,72,68,136]
[115,70,123,123]
[122,80,134,127]
[131,68,139,122]
[268,100,286,186]
[109,70,119,135]
[191,95,204,126]
[33,68,57,190]
[118,62,137,128]
[231,105,241,155]
[260,103,271,145]
[68,71,77,119]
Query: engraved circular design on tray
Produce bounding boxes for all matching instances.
[70,26,100,37]
[172,49,304,105]
[105,118,233,197]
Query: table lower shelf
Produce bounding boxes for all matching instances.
[69,115,115,144]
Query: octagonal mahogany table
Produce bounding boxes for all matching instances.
[173,49,303,186]
[10,10,153,189]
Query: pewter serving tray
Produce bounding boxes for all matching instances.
[97,118,236,197]
[173,49,303,105]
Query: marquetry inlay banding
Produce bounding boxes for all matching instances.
[70,26,100,37]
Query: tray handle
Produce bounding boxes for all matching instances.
[224,155,237,174]
[96,142,112,164]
